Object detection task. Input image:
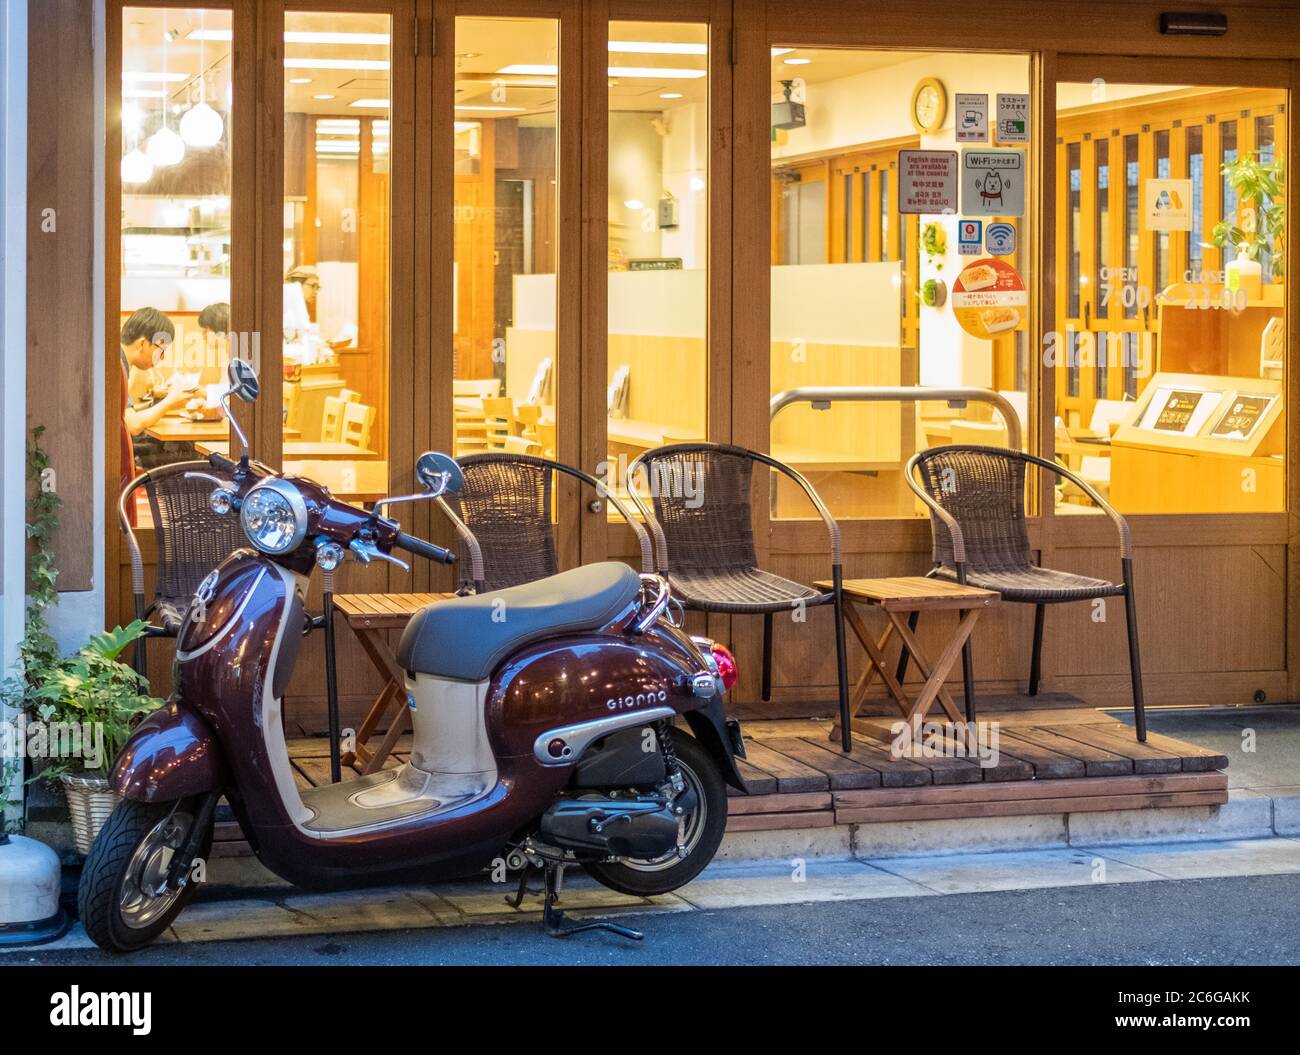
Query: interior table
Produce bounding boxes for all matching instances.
[146,416,301,444]
[333,592,456,774]
[196,439,377,459]
[815,576,998,743]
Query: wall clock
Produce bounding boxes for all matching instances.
[911,77,947,134]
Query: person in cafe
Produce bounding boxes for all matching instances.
[197,300,231,354]
[120,307,194,479]
[286,264,358,350]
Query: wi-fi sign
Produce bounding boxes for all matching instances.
[985,222,1016,256]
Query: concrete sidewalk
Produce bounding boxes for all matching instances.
[12,834,1300,955]
[11,705,1300,956]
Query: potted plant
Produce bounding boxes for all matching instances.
[1210,149,1285,295]
[29,622,162,854]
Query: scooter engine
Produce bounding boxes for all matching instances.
[539,787,697,859]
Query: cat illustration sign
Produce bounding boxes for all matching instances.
[961,149,1025,217]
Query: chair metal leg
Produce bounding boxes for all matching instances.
[133,595,149,676]
[894,611,920,686]
[960,640,976,724]
[761,612,774,702]
[1028,604,1046,696]
[832,568,851,752]
[1121,559,1147,742]
[895,568,940,685]
[955,564,975,723]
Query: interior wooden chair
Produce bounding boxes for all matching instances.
[453,378,502,399]
[906,444,1146,740]
[514,402,544,439]
[500,435,542,456]
[340,401,376,449]
[626,442,849,713]
[118,460,244,676]
[481,396,516,450]
[282,381,299,429]
[534,421,557,459]
[434,452,653,594]
[320,396,344,442]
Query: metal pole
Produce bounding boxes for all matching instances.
[322,569,342,784]
[769,386,1023,453]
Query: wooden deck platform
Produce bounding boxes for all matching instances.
[212,710,1229,859]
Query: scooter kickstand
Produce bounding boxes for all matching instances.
[504,864,533,909]
[541,862,643,942]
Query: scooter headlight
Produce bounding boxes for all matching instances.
[240,479,308,555]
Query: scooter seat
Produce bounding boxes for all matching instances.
[397,562,643,681]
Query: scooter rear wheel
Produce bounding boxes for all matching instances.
[79,798,213,952]
[582,732,727,897]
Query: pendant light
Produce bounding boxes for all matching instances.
[180,11,225,147]
[121,146,153,184]
[146,13,185,167]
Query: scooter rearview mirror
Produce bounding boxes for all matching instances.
[227,359,261,403]
[221,360,259,468]
[416,451,463,498]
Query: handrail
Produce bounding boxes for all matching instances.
[769,385,1023,452]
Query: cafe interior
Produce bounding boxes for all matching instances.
[112,5,1288,746]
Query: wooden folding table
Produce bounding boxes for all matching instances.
[333,592,455,774]
[816,576,998,740]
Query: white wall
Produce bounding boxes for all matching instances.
[608,101,708,270]
[0,0,28,815]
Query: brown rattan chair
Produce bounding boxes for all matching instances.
[434,452,654,594]
[626,443,851,746]
[119,460,244,675]
[906,444,1146,741]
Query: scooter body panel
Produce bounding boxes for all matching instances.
[488,620,706,759]
[110,702,228,803]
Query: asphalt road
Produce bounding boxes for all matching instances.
[7,871,1300,967]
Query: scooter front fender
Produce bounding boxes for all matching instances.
[110,702,229,803]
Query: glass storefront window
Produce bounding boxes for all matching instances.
[451,16,559,467]
[769,49,1032,519]
[282,11,391,501]
[119,7,233,500]
[606,21,709,496]
[1055,81,1287,515]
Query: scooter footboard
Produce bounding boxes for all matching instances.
[111,702,230,803]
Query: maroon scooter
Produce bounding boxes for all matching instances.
[80,361,747,951]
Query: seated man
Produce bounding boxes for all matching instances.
[120,307,194,479]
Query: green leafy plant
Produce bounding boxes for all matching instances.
[1211,150,1285,279]
[3,429,64,825]
[22,427,61,679]
[4,428,163,789]
[29,621,162,780]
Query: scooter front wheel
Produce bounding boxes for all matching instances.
[582,732,727,897]
[79,798,212,952]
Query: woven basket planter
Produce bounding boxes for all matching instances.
[61,775,121,856]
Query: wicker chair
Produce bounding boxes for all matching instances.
[906,444,1146,741]
[626,443,850,737]
[435,453,654,594]
[119,460,244,675]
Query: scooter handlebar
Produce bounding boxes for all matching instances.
[393,532,457,565]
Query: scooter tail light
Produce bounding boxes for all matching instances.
[711,644,738,691]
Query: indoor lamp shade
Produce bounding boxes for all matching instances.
[180,101,224,148]
[146,124,185,167]
[120,147,153,184]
